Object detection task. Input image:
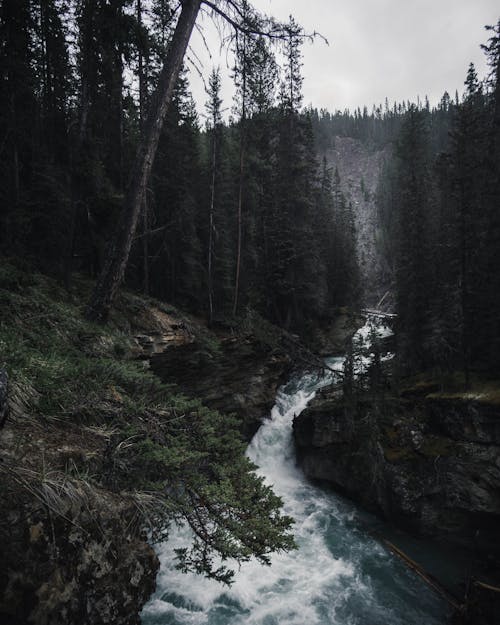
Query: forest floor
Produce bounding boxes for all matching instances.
[0,260,358,625]
[0,261,287,624]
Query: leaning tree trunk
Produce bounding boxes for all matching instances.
[137,0,151,296]
[85,0,201,322]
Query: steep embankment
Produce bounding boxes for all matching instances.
[293,374,500,621]
[150,332,289,442]
[0,264,293,625]
[295,384,500,542]
[323,136,391,308]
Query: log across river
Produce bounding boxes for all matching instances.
[141,319,453,625]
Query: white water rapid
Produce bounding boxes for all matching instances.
[141,320,450,625]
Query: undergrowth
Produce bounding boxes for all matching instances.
[0,260,295,584]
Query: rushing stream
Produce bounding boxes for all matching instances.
[142,320,451,625]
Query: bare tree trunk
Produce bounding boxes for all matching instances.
[232,138,244,316]
[137,0,150,295]
[208,128,216,325]
[232,35,247,317]
[65,0,94,289]
[64,81,91,290]
[85,0,201,322]
[10,92,20,202]
[13,141,20,202]
[142,196,150,295]
[137,0,147,128]
[459,182,470,389]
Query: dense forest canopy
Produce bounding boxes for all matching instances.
[375,28,500,379]
[1,0,499,371]
[0,0,359,334]
[309,22,500,381]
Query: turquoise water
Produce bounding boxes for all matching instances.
[142,323,451,625]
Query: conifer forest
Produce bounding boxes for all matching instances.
[1,1,500,625]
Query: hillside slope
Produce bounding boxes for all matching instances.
[0,263,295,625]
[323,137,392,309]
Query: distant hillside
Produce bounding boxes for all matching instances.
[322,137,392,310]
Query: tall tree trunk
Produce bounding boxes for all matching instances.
[142,201,150,295]
[65,0,94,289]
[85,0,201,322]
[459,181,470,389]
[208,127,216,325]
[232,137,244,316]
[232,35,247,317]
[10,93,20,202]
[137,0,147,128]
[137,0,150,295]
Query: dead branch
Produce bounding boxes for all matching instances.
[201,0,328,45]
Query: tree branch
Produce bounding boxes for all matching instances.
[201,0,328,45]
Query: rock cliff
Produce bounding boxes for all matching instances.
[293,383,500,589]
[323,137,391,309]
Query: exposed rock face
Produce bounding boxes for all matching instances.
[0,380,159,625]
[293,389,500,561]
[323,137,391,309]
[0,488,158,625]
[151,336,290,441]
[112,297,292,442]
[130,304,192,357]
[311,311,364,356]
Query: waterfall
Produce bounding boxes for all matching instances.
[142,319,450,625]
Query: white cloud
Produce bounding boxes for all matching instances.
[186,0,499,117]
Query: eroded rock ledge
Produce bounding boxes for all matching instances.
[293,385,500,568]
[151,336,290,441]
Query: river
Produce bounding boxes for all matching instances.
[141,319,452,625]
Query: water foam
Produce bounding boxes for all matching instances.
[142,319,448,625]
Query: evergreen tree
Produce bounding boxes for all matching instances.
[481,21,500,370]
[392,107,434,372]
[280,16,303,114]
[231,1,251,316]
[205,68,223,324]
[0,0,37,252]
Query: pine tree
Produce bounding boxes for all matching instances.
[0,0,37,251]
[136,0,152,294]
[85,0,202,322]
[449,63,486,383]
[280,16,303,114]
[392,107,434,372]
[231,4,250,316]
[481,21,500,371]
[84,0,305,321]
[205,68,223,324]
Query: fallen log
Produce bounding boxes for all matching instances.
[380,537,462,610]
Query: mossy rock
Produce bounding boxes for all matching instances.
[419,436,461,458]
[400,380,441,398]
[427,385,500,408]
[383,446,417,463]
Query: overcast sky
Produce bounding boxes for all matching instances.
[186,0,499,118]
